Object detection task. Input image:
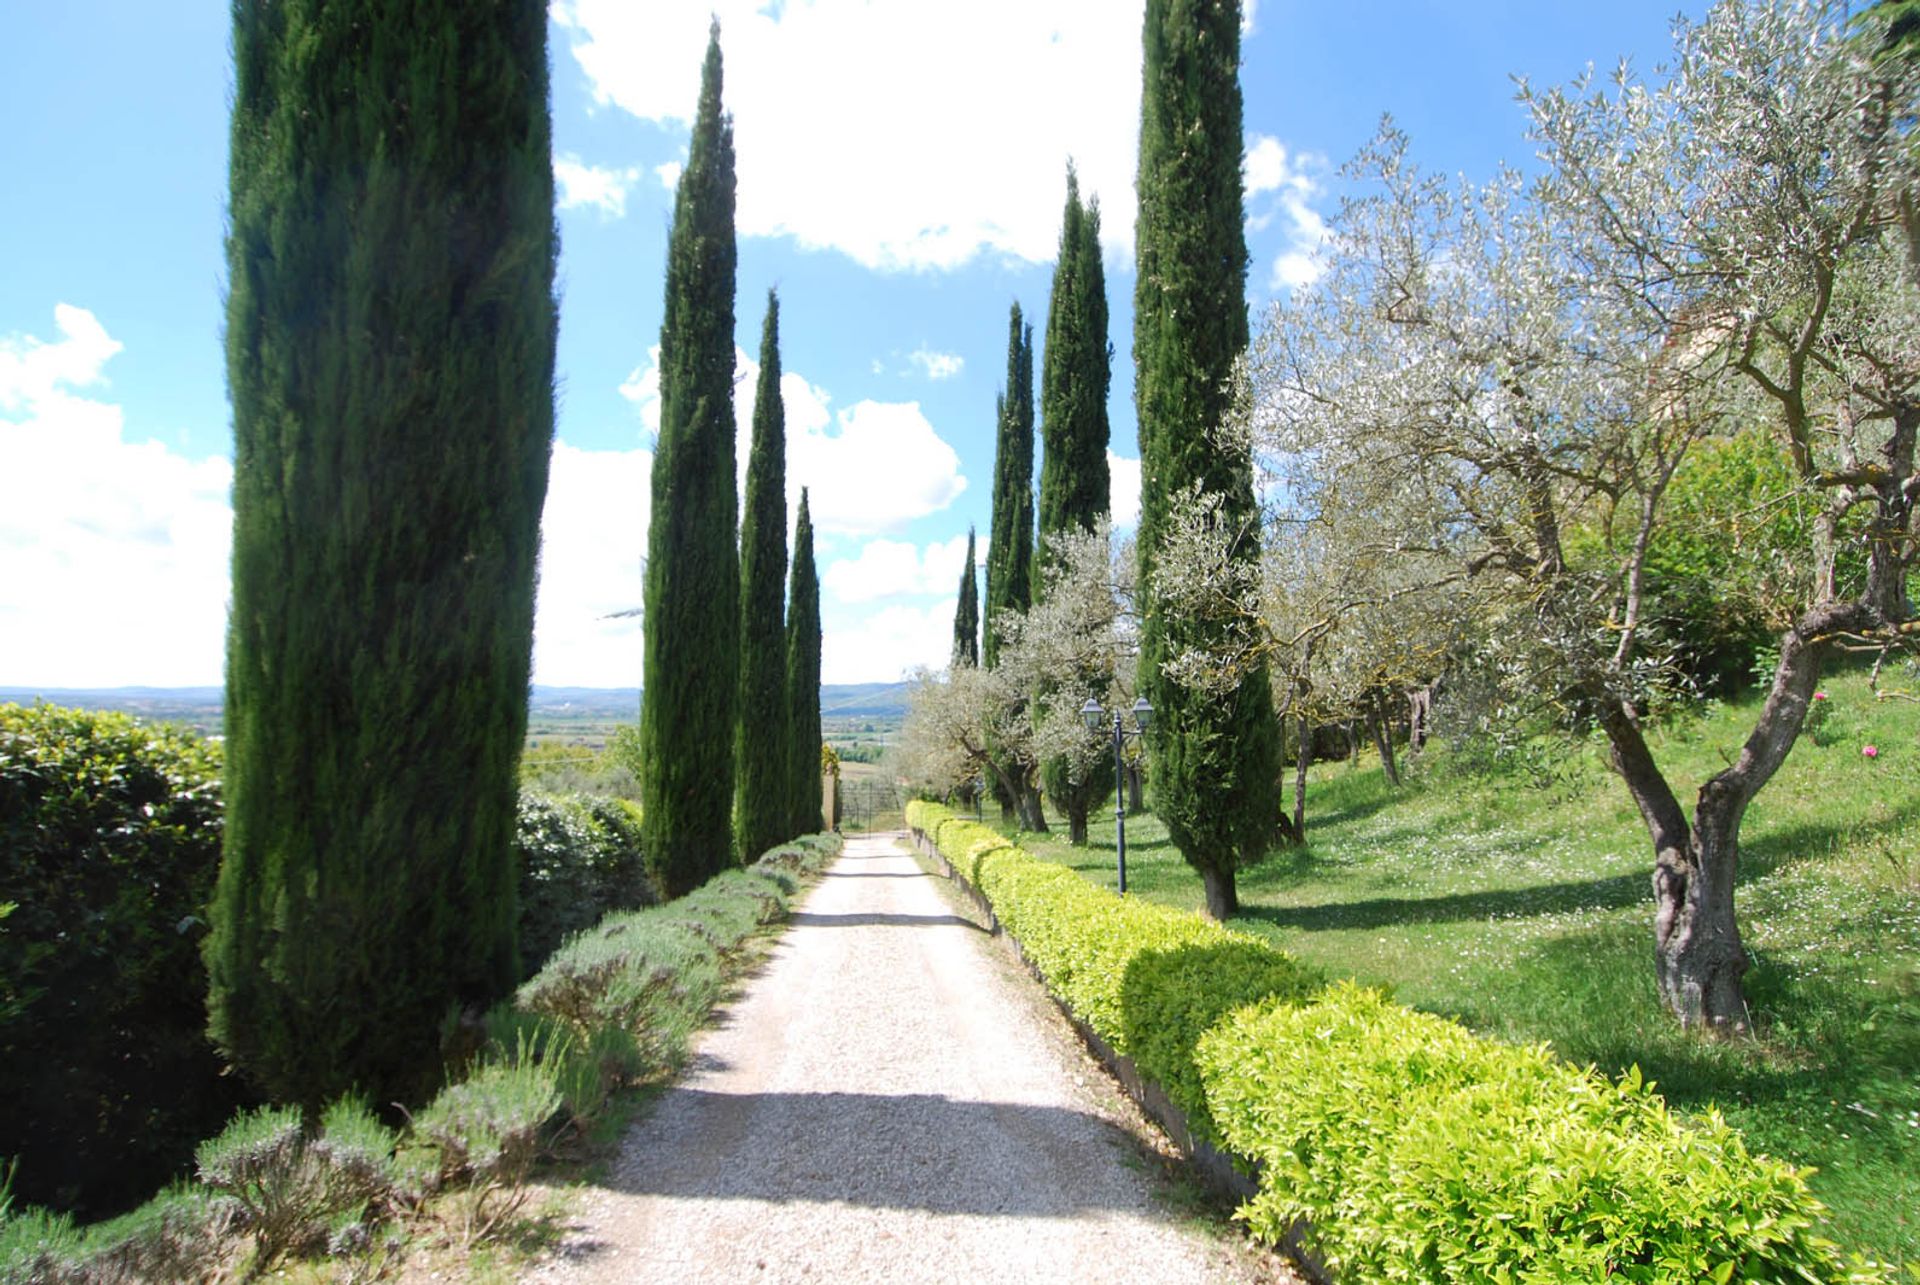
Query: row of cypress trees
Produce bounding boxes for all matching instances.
[212,11,821,1111]
[966,170,1114,839]
[961,0,1278,917]
[638,23,823,903]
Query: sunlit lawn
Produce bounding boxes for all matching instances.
[1003,668,1920,1265]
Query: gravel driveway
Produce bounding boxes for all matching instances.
[529,832,1275,1283]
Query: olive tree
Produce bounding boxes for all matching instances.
[1220,0,1917,1030]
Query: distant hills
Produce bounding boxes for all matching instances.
[0,681,913,731]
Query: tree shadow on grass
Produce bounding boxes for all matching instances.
[1238,868,1652,934]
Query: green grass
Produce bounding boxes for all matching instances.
[1004,668,1920,1266]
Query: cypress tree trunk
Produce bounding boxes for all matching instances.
[952,527,979,668]
[641,25,740,898]
[786,491,823,836]
[210,0,556,1106]
[1134,0,1281,919]
[736,292,790,862]
[1038,169,1115,845]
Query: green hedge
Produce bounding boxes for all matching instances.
[514,790,654,975]
[0,703,248,1218]
[907,802,1885,1284]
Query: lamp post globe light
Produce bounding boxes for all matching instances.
[1080,696,1153,894]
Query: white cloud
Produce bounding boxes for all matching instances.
[0,306,231,686]
[553,153,644,217]
[821,533,970,605]
[620,344,967,537]
[821,601,954,685]
[906,348,964,381]
[550,0,1142,270]
[529,441,652,688]
[1108,449,1142,530]
[654,160,683,192]
[1244,134,1332,292]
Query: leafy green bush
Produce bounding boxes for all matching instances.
[1197,983,1887,1283]
[193,1100,395,1271]
[0,703,247,1217]
[514,790,655,975]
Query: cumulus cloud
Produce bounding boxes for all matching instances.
[820,601,954,685]
[550,0,1142,270]
[0,306,231,686]
[821,533,970,605]
[1244,133,1331,292]
[906,348,964,381]
[553,153,644,217]
[619,344,966,537]
[529,441,653,688]
[654,160,684,192]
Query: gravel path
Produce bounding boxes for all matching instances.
[530,833,1271,1283]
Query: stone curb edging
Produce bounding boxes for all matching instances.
[908,825,1329,1282]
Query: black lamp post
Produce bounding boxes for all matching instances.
[1080,695,1153,894]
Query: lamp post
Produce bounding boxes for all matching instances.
[1080,695,1153,894]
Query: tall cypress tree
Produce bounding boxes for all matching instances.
[983,304,1036,671]
[1134,0,1281,918]
[952,527,979,667]
[209,0,556,1106]
[736,292,789,861]
[983,304,1045,830]
[1039,168,1111,544]
[785,490,822,836]
[1038,167,1114,844]
[641,24,740,897]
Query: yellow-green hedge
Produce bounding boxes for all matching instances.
[908,802,1886,1284]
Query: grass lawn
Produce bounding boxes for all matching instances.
[1000,668,1920,1266]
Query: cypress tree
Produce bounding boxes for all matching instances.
[1134,0,1281,918]
[1038,167,1111,544]
[641,24,740,898]
[209,0,556,1106]
[983,304,1036,671]
[983,304,1046,830]
[1038,167,1114,844]
[736,292,789,860]
[785,491,823,836]
[952,527,979,667]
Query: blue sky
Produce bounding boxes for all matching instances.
[0,0,1702,688]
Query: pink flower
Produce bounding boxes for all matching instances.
[1813,691,1828,701]
[1863,745,1879,759]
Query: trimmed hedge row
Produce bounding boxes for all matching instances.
[907,802,1887,1284]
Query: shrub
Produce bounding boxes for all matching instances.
[194,1100,395,1271]
[411,1047,561,1242]
[0,703,246,1217]
[1197,983,1887,1283]
[518,910,723,1062]
[515,790,655,975]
